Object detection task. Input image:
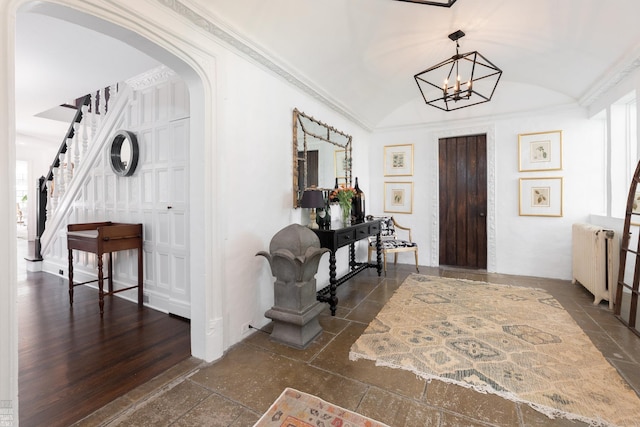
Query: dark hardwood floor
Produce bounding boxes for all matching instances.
[18,269,191,427]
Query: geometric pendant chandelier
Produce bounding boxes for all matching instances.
[414,30,502,111]
[394,0,457,6]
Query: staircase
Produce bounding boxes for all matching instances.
[34,83,132,259]
[30,67,193,318]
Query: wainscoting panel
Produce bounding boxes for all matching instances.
[173,254,188,293]
[44,71,191,318]
[140,128,153,163]
[158,252,171,290]
[156,126,170,162]
[157,211,171,245]
[155,168,170,204]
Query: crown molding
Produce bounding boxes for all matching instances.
[126,65,176,90]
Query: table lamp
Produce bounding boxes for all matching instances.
[300,189,325,230]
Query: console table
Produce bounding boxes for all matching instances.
[312,219,382,315]
[67,222,143,315]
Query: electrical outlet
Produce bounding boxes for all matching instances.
[58,269,64,275]
[241,322,252,335]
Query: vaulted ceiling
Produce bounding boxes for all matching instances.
[193,0,640,128]
[15,0,640,140]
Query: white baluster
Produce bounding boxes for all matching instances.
[99,88,107,116]
[45,180,53,222]
[81,103,89,160]
[102,87,108,115]
[65,137,73,184]
[73,122,80,170]
[109,84,117,113]
[57,152,66,198]
[50,169,59,214]
[91,92,98,140]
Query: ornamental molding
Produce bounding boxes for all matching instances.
[579,54,640,107]
[126,65,176,91]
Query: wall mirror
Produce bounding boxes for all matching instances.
[109,130,139,177]
[293,108,352,207]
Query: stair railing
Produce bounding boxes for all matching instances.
[34,84,119,260]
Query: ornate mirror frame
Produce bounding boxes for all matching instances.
[292,108,352,208]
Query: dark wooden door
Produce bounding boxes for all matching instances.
[439,134,487,268]
[298,150,319,189]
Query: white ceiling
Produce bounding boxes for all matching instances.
[15,12,160,143]
[15,0,640,139]
[194,0,640,128]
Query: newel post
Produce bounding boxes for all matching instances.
[34,176,47,260]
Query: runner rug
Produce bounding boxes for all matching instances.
[349,274,640,427]
[253,388,389,427]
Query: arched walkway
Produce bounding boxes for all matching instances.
[1,0,224,421]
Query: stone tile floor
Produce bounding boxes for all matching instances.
[74,265,640,426]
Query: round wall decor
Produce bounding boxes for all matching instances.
[109,130,139,177]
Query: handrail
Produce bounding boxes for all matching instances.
[37,83,130,258]
[40,95,91,190]
[34,93,93,260]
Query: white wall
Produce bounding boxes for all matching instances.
[371,106,606,280]
[493,109,606,278]
[214,49,373,347]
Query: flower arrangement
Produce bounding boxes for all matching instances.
[330,185,356,205]
[331,185,356,225]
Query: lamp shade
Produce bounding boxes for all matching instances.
[300,189,325,209]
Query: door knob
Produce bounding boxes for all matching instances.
[479,212,485,217]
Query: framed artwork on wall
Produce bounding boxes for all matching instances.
[519,177,563,217]
[518,130,562,172]
[334,149,347,179]
[384,181,413,214]
[384,144,414,176]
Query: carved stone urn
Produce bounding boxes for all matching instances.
[256,224,329,348]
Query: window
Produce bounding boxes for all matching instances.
[16,160,28,225]
[609,91,637,218]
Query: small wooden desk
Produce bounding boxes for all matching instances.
[311,219,382,315]
[67,222,143,315]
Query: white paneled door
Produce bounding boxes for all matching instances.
[139,79,191,318]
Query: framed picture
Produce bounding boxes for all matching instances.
[384,144,414,176]
[519,177,563,217]
[518,130,562,171]
[334,150,348,179]
[384,181,413,214]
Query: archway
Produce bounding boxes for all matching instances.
[1,0,223,421]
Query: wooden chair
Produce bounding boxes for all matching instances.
[367,216,419,274]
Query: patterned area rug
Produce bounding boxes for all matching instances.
[253,388,388,427]
[349,274,640,427]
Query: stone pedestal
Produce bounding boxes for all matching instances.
[257,224,329,349]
